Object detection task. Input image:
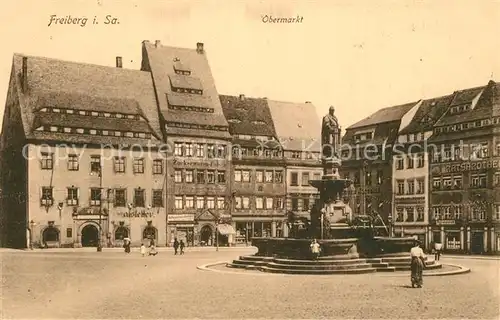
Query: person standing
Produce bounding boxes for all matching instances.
[173,238,179,255]
[434,242,442,261]
[140,243,146,257]
[179,240,185,255]
[310,239,321,260]
[410,240,426,288]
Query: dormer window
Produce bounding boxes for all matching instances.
[116,113,123,119]
[53,108,61,113]
[40,108,48,112]
[173,58,191,75]
[76,128,84,134]
[79,111,86,116]
[127,115,135,120]
[90,129,97,135]
[168,74,203,94]
[104,113,111,118]
[138,133,146,138]
[125,132,134,138]
[114,131,122,137]
[91,112,99,116]
[228,119,241,124]
[102,130,109,136]
[50,126,58,132]
[64,127,72,133]
[251,120,266,125]
[66,109,74,114]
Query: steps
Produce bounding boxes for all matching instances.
[227,254,442,275]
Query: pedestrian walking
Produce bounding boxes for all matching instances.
[140,243,146,257]
[173,238,179,255]
[310,239,321,260]
[123,238,131,254]
[179,240,185,255]
[410,240,426,288]
[149,243,158,256]
[434,242,442,261]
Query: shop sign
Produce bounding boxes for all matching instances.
[443,159,500,174]
[169,214,195,222]
[436,220,456,225]
[175,224,195,228]
[173,159,224,168]
[117,210,156,218]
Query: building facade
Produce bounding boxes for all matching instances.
[341,103,417,229]
[220,94,286,244]
[140,41,233,247]
[0,54,167,248]
[428,81,500,254]
[392,95,452,248]
[267,100,322,232]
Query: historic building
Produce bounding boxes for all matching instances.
[341,102,417,229]
[0,54,167,248]
[220,94,285,244]
[267,100,322,234]
[140,41,233,247]
[428,80,500,254]
[392,95,452,248]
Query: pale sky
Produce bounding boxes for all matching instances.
[1,0,499,132]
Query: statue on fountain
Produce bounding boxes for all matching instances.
[321,106,341,160]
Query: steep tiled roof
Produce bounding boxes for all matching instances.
[347,102,417,129]
[11,54,162,144]
[266,100,321,152]
[141,41,230,140]
[434,85,488,126]
[342,121,399,147]
[398,95,454,134]
[219,95,277,137]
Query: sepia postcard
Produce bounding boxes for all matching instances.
[0,1,499,319]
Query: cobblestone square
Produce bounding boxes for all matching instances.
[1,249,499,319]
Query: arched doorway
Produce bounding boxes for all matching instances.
[143,226,157,245]
[200,225,213,246]
[81,224,99,247]
[42,227,59,247]
[114,227,129,241]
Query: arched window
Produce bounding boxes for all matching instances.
[42,227,59,242]
[114,227,129,240]
[143,226,157,240]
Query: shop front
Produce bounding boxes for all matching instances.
[234,219,284,245]
[444,229,461,251]
[168,214,195,247]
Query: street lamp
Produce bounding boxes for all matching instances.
[29,220,36,249]
[320,208,326,239]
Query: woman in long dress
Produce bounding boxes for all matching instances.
[410,241,426,288]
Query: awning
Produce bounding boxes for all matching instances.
[217,224,236,235]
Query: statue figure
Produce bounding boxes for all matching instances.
[321,106,341,158]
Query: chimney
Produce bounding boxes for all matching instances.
[196,42,204,54]
[239,94,245,101]
[22,56,28,92]
[305,101,311,104]
[116,56,123,68]
[155,40,161,48]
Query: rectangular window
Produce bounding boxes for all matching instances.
[217,198,225,209]
[376,170,383,185]
[496,143,500,156]
[185,170,194,183]
[207,145,215,158]
[114,189,126,207]
[66,187,79,206]
[313,172,321,181]
[407,180,415,194]
[365,171,372,186]
[303,198,310,211]
[397,180,405,195]
[185,196,194,209]
[41,153,54,170]
[471,174,479,188]
[406,207,414,222]
[195,144,205,158]
[396,158,404,170]
[417,179,425,194]
[443,206,452,219]
[196,197,204,209]
[217,171,226,183]
[407,155,414,169]
[275,171,284,183]
[234,170,242,182]
[133,158,144,174]
[174,169,183,183]
[479,174,487,188]
[40,187,53,206]
[174,143,183,156]
[416,207,424,221]
[265,197,273,210]
[416,154,424,168]
[196,170,205,184]
[216,145,226,158]
[495,173,500,186]
[134,189,145,207]
[354,172,360,185]
[174,196,183,209]
[443,176,452,189]
[433,178,441,190]
[265,171,273,183]
[242,170,250,182]
[67,154,79,171]
[256,197,264,209]
[152,190,163,207]
[432,207,441,220]
[301,172,310,186]
[207,170,215,184]
[291,198,299,211]
[152,159,163,175]
[291,172,299,186]
[185,143,194,157]
[242,197,250,209]
[90,188,101,206]
[480,142,488,158]
[206,197,215,209]
[453,176,462,189]
[454,206,463,220]
[66,228,72,238]
[114,157,126,173]
[256,171,264,183]
[496,205,500,220]
[276,198,283,209]
[90,156,101,174]
[234,197,242,209]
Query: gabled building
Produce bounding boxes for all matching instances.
[428,80,500,254]
[267,100,322,235]
[141,41,233,246]
[341,102,417,227]
[392,95,453,248]
[220,94,285,244]
[0,54,166,249]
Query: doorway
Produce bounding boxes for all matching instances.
[81,225,99,247]
[200,225,213,246]
[471,232,484,254]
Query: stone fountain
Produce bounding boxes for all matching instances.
[227,106,441,274]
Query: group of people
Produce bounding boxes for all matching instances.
[173,238,185,255]
[122,238,188,256]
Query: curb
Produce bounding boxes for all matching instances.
[10,247,257,253]
[443,255,500,261]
